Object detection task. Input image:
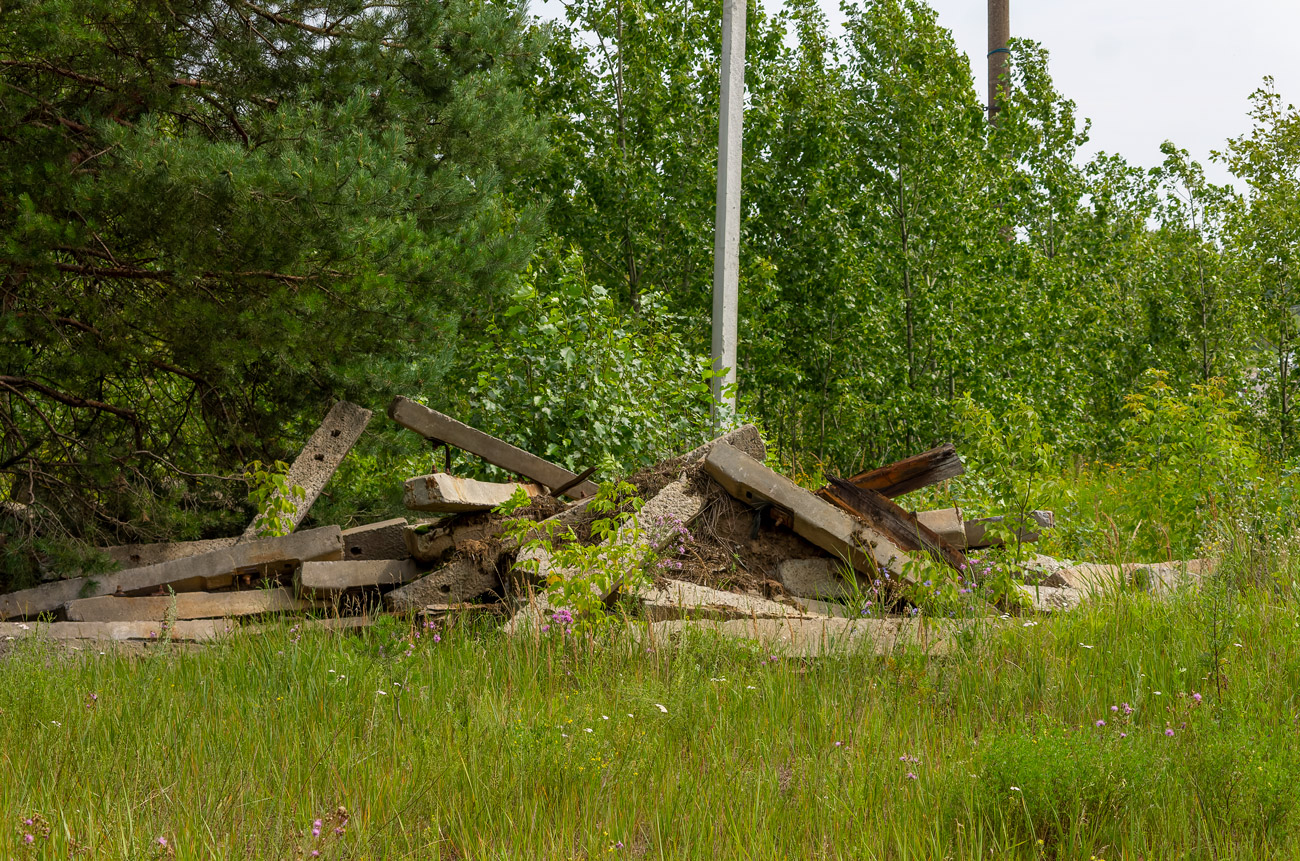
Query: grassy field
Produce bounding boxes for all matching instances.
[3,567,1300,859]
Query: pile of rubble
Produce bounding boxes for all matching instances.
[0,398,1212,654]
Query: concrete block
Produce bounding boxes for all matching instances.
[242,401,371,539]
[915,508,966,546]
[103,537,239,569]
[0,526,343,620]
[703,442,908,581]
[777,558,852,600]
[297,559,421,594]
[384,558,499,612]
[0,620,225,642]
[65,588,309,622]
[639,580,808,622]
[403,473,542,513]
[341,518,410,560]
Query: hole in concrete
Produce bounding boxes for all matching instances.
[331,429,342,438]
[313,453,325,461]
[349,546,363,556]
[439,584,451,594]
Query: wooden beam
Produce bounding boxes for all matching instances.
[387,397,598,500]
[834,443,965,499]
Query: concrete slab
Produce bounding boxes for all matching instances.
[0,620,226,642]
[388,397,599,499]
[341,518,410,560]
[297,559,421,594]
[0,526,343,620]
[384,558,499,612]
[242,401,371,539]
[403,473,542,513]
[102,537,239,569]
[704,442,908,581]
[639,580,810,622]
[65,588,310,622]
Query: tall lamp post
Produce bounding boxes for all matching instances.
[711,0,745,418]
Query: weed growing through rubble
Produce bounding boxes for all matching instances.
[5,543,1300,858]
[504,480,661,629]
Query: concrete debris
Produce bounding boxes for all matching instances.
[404,473,542,513]
[965,511,1054,549]
[384,558,499,612]
[0,405,1220,645]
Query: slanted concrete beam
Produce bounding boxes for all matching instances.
[242,401,372,540]
[341,518,410,561]
[388,397,598,499]
[384,559,499,612]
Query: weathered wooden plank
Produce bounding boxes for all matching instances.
[242,401,372,539]
[703,442,908,582]
[0,526,343,620]
[823,477,968,573]
[836,443,965,499]
[65,588,309,622]
[403,473,542,513]
[387,397,598,499]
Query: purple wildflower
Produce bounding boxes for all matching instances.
[1110,705,1118,713]
[1192,692,1202,703]
[906,772,917,780]
[1095,720,1105,727]
[23,834,34,844]
[1165,728,1175,737]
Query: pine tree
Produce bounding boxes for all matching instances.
[0,0,547,577]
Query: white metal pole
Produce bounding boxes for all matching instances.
[711,0,745,418]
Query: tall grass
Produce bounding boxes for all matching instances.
[5,532,1300,860]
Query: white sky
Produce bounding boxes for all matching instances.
[535,0,1300,188]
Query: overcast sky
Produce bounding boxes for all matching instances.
[536,0,1300,188]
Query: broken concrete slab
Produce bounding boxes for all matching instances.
[1046,559,1214,595]
[1015,583,1083,613]
[65,588,310,622]
[388,397,598,499]
[403,473,542,513]
[241,401,372,540]
[704,442,908,582]
[662,424,767,473]
[0,619,226,642]
[297,559,421,595]
[639,580,810,622]
[103,537,239,569]
[0,526,344,620]
[777,558,852,600]
[639,616,969,657]
[384,558,499,612]
[965,511,1054,549]
[341,518,410,561]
